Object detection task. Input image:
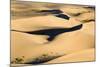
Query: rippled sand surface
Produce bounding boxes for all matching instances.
[11,0,95,66]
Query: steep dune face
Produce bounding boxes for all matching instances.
[45,48,95,64]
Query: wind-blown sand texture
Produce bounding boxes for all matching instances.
[11,0,95,66]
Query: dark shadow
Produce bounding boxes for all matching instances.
[39,9,70,20]
[25,55,62,64]
[54,14,70,20]
[40,9,63,14]
[26,24,82,41]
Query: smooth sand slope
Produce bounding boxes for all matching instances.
[11,15,82,32]
[45,48,95,64]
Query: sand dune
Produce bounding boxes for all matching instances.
[11,0,95,65]
[11,29,94,63]
[60,5,91,15]
[45,48,95,64]
[11,15,82,32]
[11,31,49,62]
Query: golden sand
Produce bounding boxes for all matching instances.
[11,0,95,65]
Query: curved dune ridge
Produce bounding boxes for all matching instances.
[11,15,82,32]
[11,0,95,65]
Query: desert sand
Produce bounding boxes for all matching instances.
[11,0,95,65]
[45,48,95,64]
[11,15,82,32]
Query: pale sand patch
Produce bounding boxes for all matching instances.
[11,15,81,32]
[45,48,95,64]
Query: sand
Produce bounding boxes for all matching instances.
[11,0,95,65]
[45,48,95,64]
[60,5,91,15]
[11,28,94,63]
[11,15,82,32]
